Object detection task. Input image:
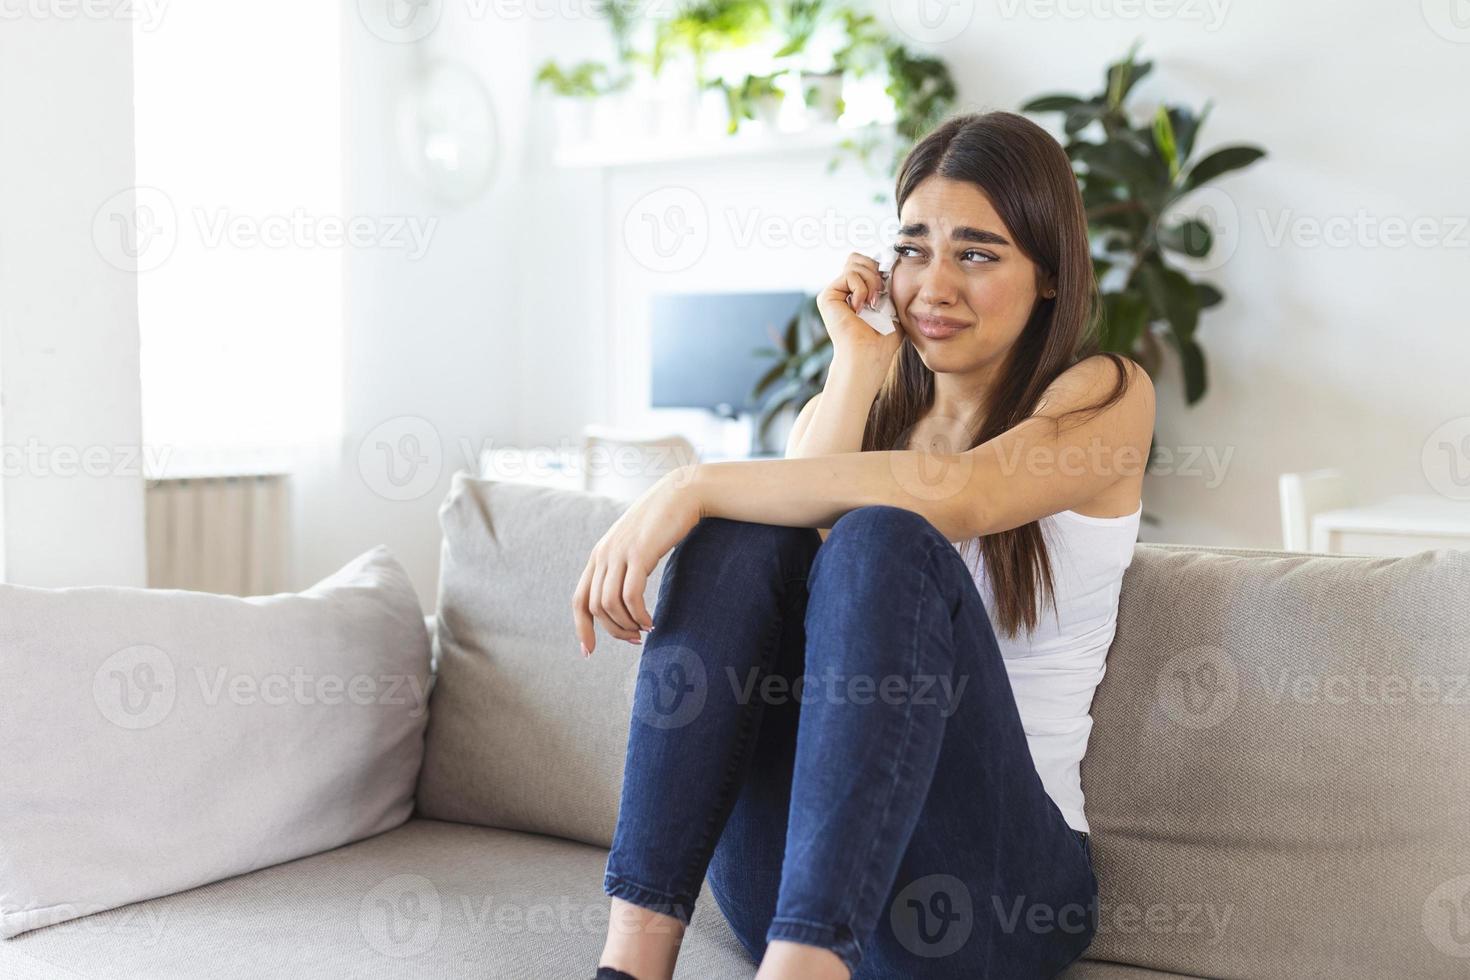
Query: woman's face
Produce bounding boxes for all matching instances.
[889,175,1052,375]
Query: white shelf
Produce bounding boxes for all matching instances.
[552,122,898,170]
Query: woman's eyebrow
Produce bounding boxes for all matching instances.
[896,222,1012,246]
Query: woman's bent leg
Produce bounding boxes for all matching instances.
[603,516,822,929]
[704,590,808,964]
[768,505,1097,979]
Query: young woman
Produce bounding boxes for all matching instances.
[572,109,1154,980]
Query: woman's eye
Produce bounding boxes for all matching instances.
[962,249,997,263]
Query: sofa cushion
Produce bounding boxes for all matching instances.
[1081,543,1470,979]
[416,476,662,848]
[416,478,1470,978]
[0,546,431,939]
[0,819,752,979]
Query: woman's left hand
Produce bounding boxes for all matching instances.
[572,466,704,656]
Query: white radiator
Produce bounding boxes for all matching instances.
[145,475,289,595]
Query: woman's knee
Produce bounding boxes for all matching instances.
[813,506,948,594]
[676,517,818,579]
[825,505,945,554]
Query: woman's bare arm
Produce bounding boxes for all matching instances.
[787,355,889,458]
[690,357,1154,541]
[784,354,890,541]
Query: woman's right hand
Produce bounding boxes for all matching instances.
[816,251,904,371]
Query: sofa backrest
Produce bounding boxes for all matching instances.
[415,476,662,847]
[1080,540,1470,978]
[415,476,1470,979]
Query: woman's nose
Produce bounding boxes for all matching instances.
[916,261,961,307]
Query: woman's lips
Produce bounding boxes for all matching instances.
[912,314,969,339]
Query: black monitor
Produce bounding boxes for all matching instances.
[649,290,807,418]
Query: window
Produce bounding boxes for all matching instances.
[132,3,342,477]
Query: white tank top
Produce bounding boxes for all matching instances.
[950,502,1142,834]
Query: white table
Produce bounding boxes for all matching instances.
[1311,494,1470,556]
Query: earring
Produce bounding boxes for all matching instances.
[1044,289,1057,298]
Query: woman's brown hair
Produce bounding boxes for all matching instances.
[861,109,1135,639]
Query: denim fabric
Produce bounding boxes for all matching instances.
[603,505,1098,978]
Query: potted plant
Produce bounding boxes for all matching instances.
[533,59,615,147]
[768,0,842,124]
[651,0,772,85]
[1021,41,1266,403]
[750,295,830,451]
[711,72,786,134]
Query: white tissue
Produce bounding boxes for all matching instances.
[856,250,898,335]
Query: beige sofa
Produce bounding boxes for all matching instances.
[4,475,1467,979]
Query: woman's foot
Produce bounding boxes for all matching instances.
[598,898,686,980]
[754,939,851,980]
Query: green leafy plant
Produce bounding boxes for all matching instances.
[594,0,643,68]
[824,22,957,187]
[710,72,786,134]
[750,295,830,450]
[533,59,618,97]
[652,0,773,82]
[831,8,886,77]
[1021,41,1266,403]
[772,0,827,58]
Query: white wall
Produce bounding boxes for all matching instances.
[509,0,1470,549]
[0,14,145,586]
[288,1,537,609]
[915,1,1470,547]
[299,0,1470,609]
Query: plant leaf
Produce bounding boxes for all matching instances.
[751,358,791,398]
[1105,53,1151,110]
[1158,218,1213,258]
[1101,289,1150,353]
[1179,145,1265,194]
[1195,281,1224,308]
[1164,105,1201,165]
[1168,332,1208,403]
[1021,94,1084,113]
[1135,256,1200,341]
[1152,106,1179,182]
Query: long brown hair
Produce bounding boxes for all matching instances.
[861,110,1134,639]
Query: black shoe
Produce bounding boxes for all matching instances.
[594,968,640,980]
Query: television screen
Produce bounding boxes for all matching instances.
[649,291,808,415]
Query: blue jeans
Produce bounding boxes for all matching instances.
[603,505,1098,978]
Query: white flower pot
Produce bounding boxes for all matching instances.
[552,95,595,149]
[801,69,844,125]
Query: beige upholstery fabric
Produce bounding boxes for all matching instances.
[0,820,753,979]
[0,546,432,939]
[1082,545,1470,979]
[0,814,1197,980]
[415,479,1470,979]
[416,476,669,848]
